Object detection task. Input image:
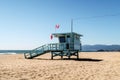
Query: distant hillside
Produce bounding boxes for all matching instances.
[82,45,120,51]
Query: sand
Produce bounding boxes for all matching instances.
[0,52,120,80]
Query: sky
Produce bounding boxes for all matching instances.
[0,0,120,50]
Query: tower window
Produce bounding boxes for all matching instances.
[59,36,66,43]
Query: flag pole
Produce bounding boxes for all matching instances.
[55,27,56,33]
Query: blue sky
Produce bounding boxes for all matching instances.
[0,0,120,50]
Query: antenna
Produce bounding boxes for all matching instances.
[71,19,73,32]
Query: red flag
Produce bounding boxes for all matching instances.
[55,24,60,29]
[50,34,53,40]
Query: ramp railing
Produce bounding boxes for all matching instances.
[24,43,66,59]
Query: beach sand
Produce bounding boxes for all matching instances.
[0,52,120,80]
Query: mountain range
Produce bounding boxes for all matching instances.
[82,44,120,51]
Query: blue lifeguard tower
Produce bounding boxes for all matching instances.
[24,32,82,59]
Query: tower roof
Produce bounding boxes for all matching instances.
[52,32,83,37]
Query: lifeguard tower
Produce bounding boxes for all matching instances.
[24,32,82,59]
[51,32,82,59]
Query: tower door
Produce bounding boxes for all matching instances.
[66,36,70,49]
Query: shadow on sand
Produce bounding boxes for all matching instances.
[70,58,103,62]
[34,58,103,62]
